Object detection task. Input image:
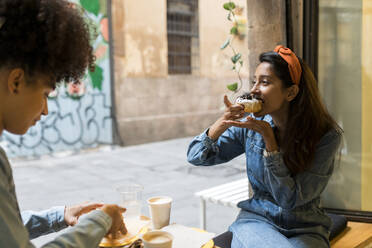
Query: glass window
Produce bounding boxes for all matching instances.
[319,0,372,213]
[167,0,199,74]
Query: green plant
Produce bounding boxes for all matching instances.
[221,1,244,93]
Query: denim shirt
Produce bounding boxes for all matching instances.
[187,115,341,231]
[0,146,112,247]
[22,207,67,239]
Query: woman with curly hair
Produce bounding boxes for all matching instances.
[187,46,343,248]
[0,0,127,247]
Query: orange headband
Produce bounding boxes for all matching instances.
[273,45,302,85]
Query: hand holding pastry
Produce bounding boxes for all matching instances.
[222,116,278,151]
[101,204,128,239]
[207,95,245,140]
[222,95,246,122]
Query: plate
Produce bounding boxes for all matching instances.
[99,216,150,247]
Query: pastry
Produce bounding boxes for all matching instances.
[101,215,128,244]
[235,93,262,113]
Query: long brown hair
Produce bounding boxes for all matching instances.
[259,52,342,175]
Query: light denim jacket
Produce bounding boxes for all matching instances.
[21,206,67,240]
[0,146,112,247]
[187,115,341,233]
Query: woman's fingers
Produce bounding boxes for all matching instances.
[223,95,232,107]
[101,204,127,238]
[224,111,244,120]
[225,106,244,118]
[223,120,253,128]
[118,206,126,213]
[222,116,274,144]
[111,231,118,239]
[222,119,262,132]
[64,202,104,226]
[222,95,244,123]
[230,105,244,112]
[234,112,245,119]
[119,221,128,235]
[224,96,244,110]
[80,202,104,214]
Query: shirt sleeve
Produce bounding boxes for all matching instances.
[187,127,245,166]
[0,190,112,248]
[40,210,112,248]
[22,206,68,239]
[0,168,112,247]
[0,172,37,248]
[262,129,342,209]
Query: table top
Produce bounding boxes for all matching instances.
[99,218,217,248]
[162,223,215,248]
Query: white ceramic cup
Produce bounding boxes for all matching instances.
[142,230,173,248]
[147,196,172,229]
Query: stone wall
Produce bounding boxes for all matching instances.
[246,0,287,78]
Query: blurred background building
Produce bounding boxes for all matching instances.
[111,0,270,146]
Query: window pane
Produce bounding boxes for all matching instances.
[319,0,372,212]
[167,0,199,74]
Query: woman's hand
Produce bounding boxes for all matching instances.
[221,95,245,123]
[208,95,245,140]
[101,204,127,239]
[64,202,104,226]
[222,116,279,152]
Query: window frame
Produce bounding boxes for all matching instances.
[166,0,199,75]
[304,0,372,222]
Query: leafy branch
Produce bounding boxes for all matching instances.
[221,1,243,93]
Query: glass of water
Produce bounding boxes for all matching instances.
[116,183,144,219]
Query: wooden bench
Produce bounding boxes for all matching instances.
[195,179,372,247]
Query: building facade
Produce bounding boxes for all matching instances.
[111,0,286,145]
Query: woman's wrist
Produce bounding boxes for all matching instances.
[208,118,228,141]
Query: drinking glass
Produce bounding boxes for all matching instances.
[116,183,144,219]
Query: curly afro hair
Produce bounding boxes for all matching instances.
[0,0,95,86]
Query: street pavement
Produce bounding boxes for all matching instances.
[10,137,247,246]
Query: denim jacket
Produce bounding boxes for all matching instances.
[187,115,341,231]
[21,207,67,239]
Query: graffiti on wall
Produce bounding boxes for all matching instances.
[0,0,114,157]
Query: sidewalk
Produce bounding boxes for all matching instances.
[11,137,246,246]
